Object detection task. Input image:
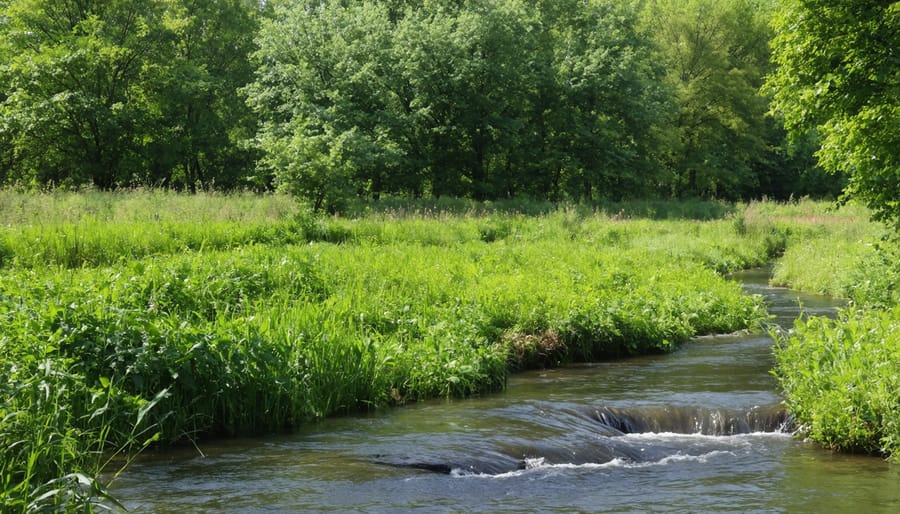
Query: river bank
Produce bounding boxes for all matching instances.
[768,217,900,462]
[109,269,900,512]
[0,192,894,510]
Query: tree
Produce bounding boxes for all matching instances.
[394,0,538,199]
[0,0,263,191]
[0,0,166,188]
[550,0,669,201]
[247,1,407,210]
[767,1,900,226]
[145,0,261,191]
[247,0,671,206]
[642,0,774,199]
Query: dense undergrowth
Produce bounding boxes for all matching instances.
[773,309,900,459]
[761,200,900,463]
[1,191,895,510]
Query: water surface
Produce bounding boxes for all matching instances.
[113,269,900,512]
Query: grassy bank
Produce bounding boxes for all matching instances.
[761,199,894,305]
[773,308,900,459]
[762,198,900,461]
[0,191,873,509]
[1,191,777,510]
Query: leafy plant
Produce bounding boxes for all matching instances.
[772,308,900,460]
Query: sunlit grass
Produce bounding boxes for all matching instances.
[773,308,900,461]
[758,197,900,461]
[0,188,300,226]
[2,190,893,509]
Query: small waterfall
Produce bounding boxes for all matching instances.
[587,404,793,436]
[376,404,793,476]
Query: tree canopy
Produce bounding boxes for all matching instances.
[766,0,900,227]
[0,0,847,207]
[0,0,262,190]
[247,0,679,210]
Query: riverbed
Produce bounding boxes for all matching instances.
[112,269,900,512]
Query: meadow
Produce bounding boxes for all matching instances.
[0,190,896,510]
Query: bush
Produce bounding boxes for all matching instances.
[772,308,900,460]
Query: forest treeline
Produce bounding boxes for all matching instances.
[0,0,844,209]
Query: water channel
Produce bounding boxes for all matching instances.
[113,269,900,512]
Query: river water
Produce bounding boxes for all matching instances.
[112,269,900,512]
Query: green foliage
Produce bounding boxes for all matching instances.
[765,199,890,300]
[0,188,301,225]
[543,0,669,201]
[0,0,262,190]
[247,0,672,207]
[0,0,832,202]
[247,0,401,211]
[766,0,900,227]
[8,193,899,504]
[641,0,777,199]
[760,199,900,460]
[0,301,165,511]
[1,191,796,508]
[846,242,900,309]
[148,0,262,190]
[0,225,768,428]
[773,236,876,298]
[772,308,900,460]
[0,0,166,188]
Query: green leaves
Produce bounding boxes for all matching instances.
[0,0,835,202]
[0,0,165,188]
[247,0,673,206]
[1,193,805,507]
[773,307,900,459]
[641,0,775,199]
[249,0,403,210]
[766,0,900,226]
[0,0,262,190]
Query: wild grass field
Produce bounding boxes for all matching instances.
[1,190,897,510]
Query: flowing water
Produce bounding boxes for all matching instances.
[113,269,900,512]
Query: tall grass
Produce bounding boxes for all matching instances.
[760,198,889,300]
[1,237,765,431]
[0,188,300,225]
[1,209,786,272]
[757,198,900,461]
[0,189,311,269]
[3,191,865,510]
[0,300,166,511]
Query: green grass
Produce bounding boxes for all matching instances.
[0,188,301,226]
[2,190,890,510]
[759,197,890,301]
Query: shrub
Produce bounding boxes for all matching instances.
[772,308,900,460]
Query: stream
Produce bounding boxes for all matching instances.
[112,269,900,512]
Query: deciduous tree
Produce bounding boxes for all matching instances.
[767,0,900,225]
[148,0,261,190]
[247,1,407,210]
[642,0,773,199]
[247,0,671,206]
[0,0,263,190]
[0,0,166,188]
